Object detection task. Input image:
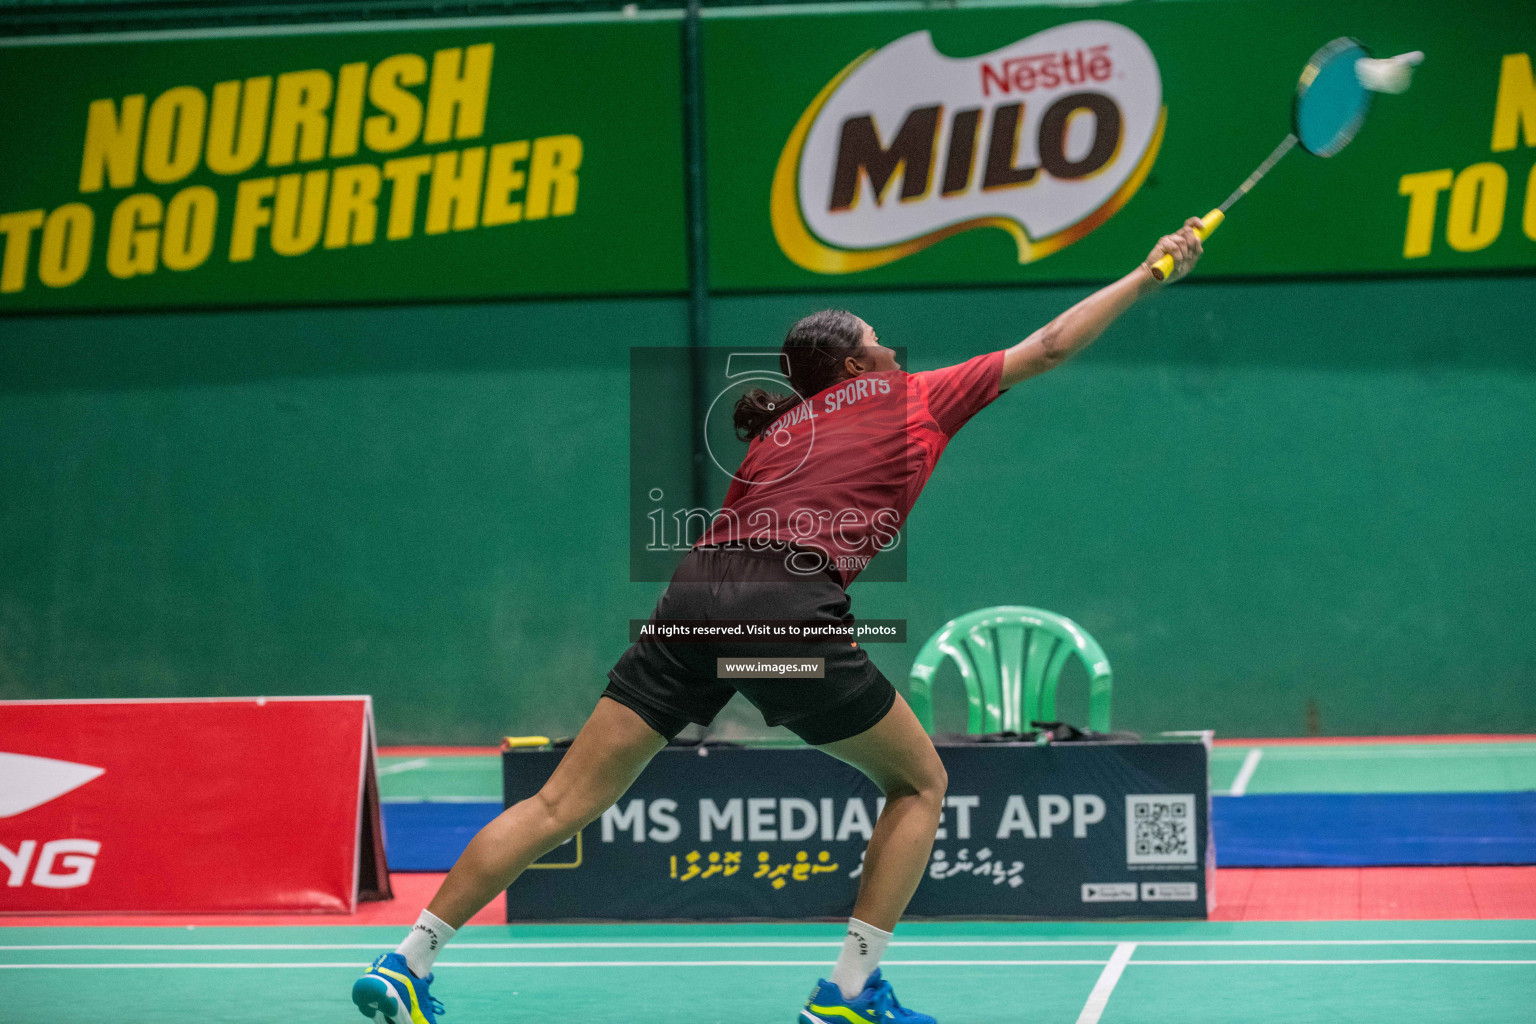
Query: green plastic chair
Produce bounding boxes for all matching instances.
[907,606,1113,734]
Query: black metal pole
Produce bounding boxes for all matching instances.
[681,0,712,512]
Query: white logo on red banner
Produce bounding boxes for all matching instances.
[0,750,105,817]
[1,839,102,889]
[0,752,106,890]
[1,698,380,912]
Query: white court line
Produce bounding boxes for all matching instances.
[1120,940,1536,947]
[1227,747,1536,760]
[1227,748,1264,796]
[5,939,1536,951]
[1074,942,1135,1024]
[375,758,432,776]
[6,957,1534,970]
[1133,959,1536,966]
[0,959,1104,969]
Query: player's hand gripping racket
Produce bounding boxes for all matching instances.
[1150,38,1423,281]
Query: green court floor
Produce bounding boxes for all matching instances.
[3,920,1533,1024]
[1207,741,1536,794]
[378,754,503,801]
[378,741,1536,802]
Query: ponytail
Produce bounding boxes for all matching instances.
[731,309,866,442]
[733,387,800,442]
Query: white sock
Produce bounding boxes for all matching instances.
[395,909,457,978]
[830,917,892,999]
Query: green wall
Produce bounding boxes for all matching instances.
[0,298,689,743]
[714,275,1536,738]
[2,273,1532,741]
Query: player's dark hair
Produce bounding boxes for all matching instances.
[733,309,866,441]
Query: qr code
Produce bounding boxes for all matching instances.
[1125,794,1196,865]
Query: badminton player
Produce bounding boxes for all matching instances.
[352,221,1205,1024]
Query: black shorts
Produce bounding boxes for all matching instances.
[606,544,896,745]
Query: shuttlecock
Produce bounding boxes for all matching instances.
[1356,50,1424,94]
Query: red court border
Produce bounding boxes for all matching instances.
[4,867,1534,927]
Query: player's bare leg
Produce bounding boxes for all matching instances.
[819,693,948,930]
[798,693,944,1023]
[354,697,665,1022]
[427,696,667,927]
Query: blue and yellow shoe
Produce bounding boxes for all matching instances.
[801,969,936,1024]
[352,953,445,1023]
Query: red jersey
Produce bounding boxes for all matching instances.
[700,350,1005,584]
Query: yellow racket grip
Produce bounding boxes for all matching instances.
[1149,208,1224,281]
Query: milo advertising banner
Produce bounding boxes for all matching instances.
[0,20,686,310]
[705,0,1536,287]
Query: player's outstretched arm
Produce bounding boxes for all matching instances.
[999,219,1204,390]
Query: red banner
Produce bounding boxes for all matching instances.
[0,697,389,914]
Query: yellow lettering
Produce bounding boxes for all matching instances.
[1397,169,1454,258]
[330,62,368,159]
[1491,53,1536,153]
[1525,163,1536,241]
[268,69,333,167]
[162,186,218,271]
[270,169,329,256]
[207,77,272,175]
[79,95,145,193]
[425,147,485,234]
[525,134,582,220]
[365,54,427,154]
[481,140,529,226]
[0,210,44,293]
[142,86,208,185]
[229,177,276,262]
[1445,162,1507,251]
[106,193,162,279]
[37,204,94,288]
[423,44,494,145]
[382,155,431,240]
[325,163,381,249]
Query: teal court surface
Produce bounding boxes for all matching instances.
[1206,740,1536,795]
[3,920,1534,1024]
[6,737,1534,1022]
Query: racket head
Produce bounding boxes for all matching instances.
[1293,37,1373,157]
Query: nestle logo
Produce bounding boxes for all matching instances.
[981,46,1113,96]
[775,23,1162,275]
